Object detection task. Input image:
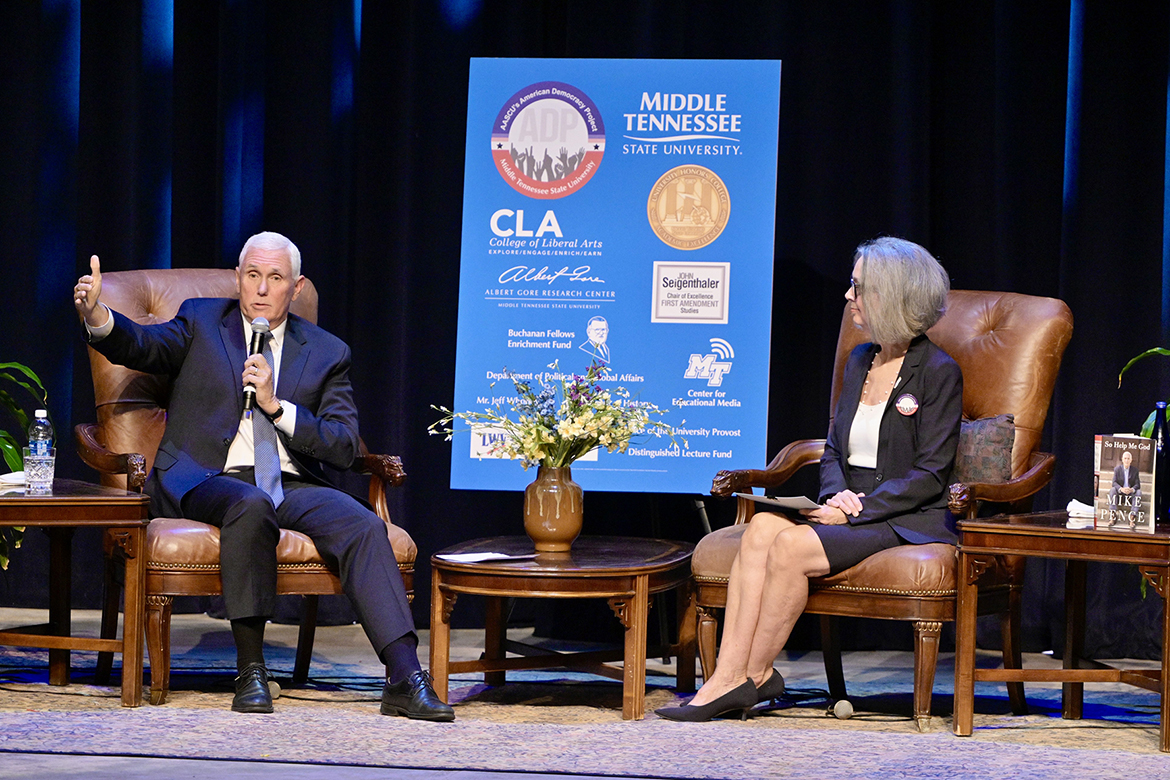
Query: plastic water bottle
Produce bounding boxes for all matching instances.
[28,410,53,456]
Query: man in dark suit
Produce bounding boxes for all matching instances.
[73,232,453,720]
[1109,449,1142,528]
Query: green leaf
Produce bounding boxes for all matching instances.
[1118,348,1170,389]
[0,430,22,472]
[1140,410,1157,438]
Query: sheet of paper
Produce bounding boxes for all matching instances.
[435,552,538,563]
[733,493,820,511]
[0,472,25,486]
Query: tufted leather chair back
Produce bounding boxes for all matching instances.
[85,269,320,489]
[829,290,1074,479]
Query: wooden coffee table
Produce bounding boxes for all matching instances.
[0,478,151,706]
[429,535,696,720]
[954,511,1170,750]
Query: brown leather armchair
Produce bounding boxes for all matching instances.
[690,290,1073,730]
[75,268,417,705]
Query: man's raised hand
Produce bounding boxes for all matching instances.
[74,255,107,327]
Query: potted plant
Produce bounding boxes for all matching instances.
[430,360,684,551]
[0,361,49,568]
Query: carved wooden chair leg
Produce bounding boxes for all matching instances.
[145,594,173,705]
[820,615,847,701]
[912,620,942,731]
[94,554,122,684]
[696,605,719,682]
[292,594,319,686]
[675,583,697,694]
[1002,585,1028,715]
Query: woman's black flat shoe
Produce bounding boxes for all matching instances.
[755,667,785,704]
[654,680,757,722]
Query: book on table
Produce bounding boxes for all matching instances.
[1093,434,1156,533]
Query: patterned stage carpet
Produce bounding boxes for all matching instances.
[0,611,1164,779]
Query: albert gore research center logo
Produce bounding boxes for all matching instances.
[492,81,606,199]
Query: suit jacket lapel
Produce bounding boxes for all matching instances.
[883,335,926,415]
[280,315,310,401]
[220,305,248,415]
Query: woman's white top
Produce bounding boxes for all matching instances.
[846,402,883,468]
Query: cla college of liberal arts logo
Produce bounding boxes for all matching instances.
[492,81,606,200]
[647,165,730,250]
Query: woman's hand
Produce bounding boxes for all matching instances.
[801,489,866,524]
[801,505,850,525]
[825,489,865,516]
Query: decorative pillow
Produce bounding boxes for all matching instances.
[952,414,1015,485]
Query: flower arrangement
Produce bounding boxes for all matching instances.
[430,360,683,468]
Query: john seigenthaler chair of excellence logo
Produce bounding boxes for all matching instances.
[491,81,606,200]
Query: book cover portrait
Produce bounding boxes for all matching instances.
[1094,435,1156,533]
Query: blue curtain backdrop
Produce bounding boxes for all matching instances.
[1,0,1169,660]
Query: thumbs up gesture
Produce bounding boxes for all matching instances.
[74,255,106,327]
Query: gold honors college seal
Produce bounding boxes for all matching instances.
[647,165,731,250]
[491,81,605,199]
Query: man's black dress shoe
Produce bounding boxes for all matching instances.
[381,670,455,722]
[232,663,274,713]
[654,680,757,722]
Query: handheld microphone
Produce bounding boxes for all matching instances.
[243,317,271,413]
[830,699,854,719]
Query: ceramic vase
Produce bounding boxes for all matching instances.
[523,466,583,552]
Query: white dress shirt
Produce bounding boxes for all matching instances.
[846,402,883,469]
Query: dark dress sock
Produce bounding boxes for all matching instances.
[380,633,423,683]
[231,616,268,673]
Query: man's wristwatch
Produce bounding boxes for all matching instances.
[265,401,284,423]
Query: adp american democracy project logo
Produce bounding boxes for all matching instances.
[492,81,606,199]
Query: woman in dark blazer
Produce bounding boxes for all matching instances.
[657,237,961,722]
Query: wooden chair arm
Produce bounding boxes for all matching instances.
[948,450,1056,518]
[351,440,407,523]
[73,423,148,492]
[711,439,825,497]
[710,439,826,525]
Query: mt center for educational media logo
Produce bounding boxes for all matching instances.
[492,81,606,200]
[684,338,734,387]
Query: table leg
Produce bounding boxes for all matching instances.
[675,581,696,694]
[119,527,146,706]
[47,527,74,686]
[429,573,453,702]
[614,574,650,720]
[484,596,506,687]
[952,548,980,737]
[1063,559,1086,720]
[1159,568,1169,752]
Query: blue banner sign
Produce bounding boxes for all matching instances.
[450,58,781,493]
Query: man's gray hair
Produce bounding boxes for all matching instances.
[854,237,949,344]
[239,232,302,278]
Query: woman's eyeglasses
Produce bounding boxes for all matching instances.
[849,278,863,296]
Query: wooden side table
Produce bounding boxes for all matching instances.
[0,478,151,706]
[429,535,696,720]
[954,511,1170,751]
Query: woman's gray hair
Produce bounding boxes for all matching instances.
[854,237,949,344]
[239,231,302,278]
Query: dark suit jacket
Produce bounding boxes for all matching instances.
[1112,463,1141,491]
[818,334,963,545]
[88,298,360,518]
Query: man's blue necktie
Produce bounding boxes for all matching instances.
[252,334,284,507]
